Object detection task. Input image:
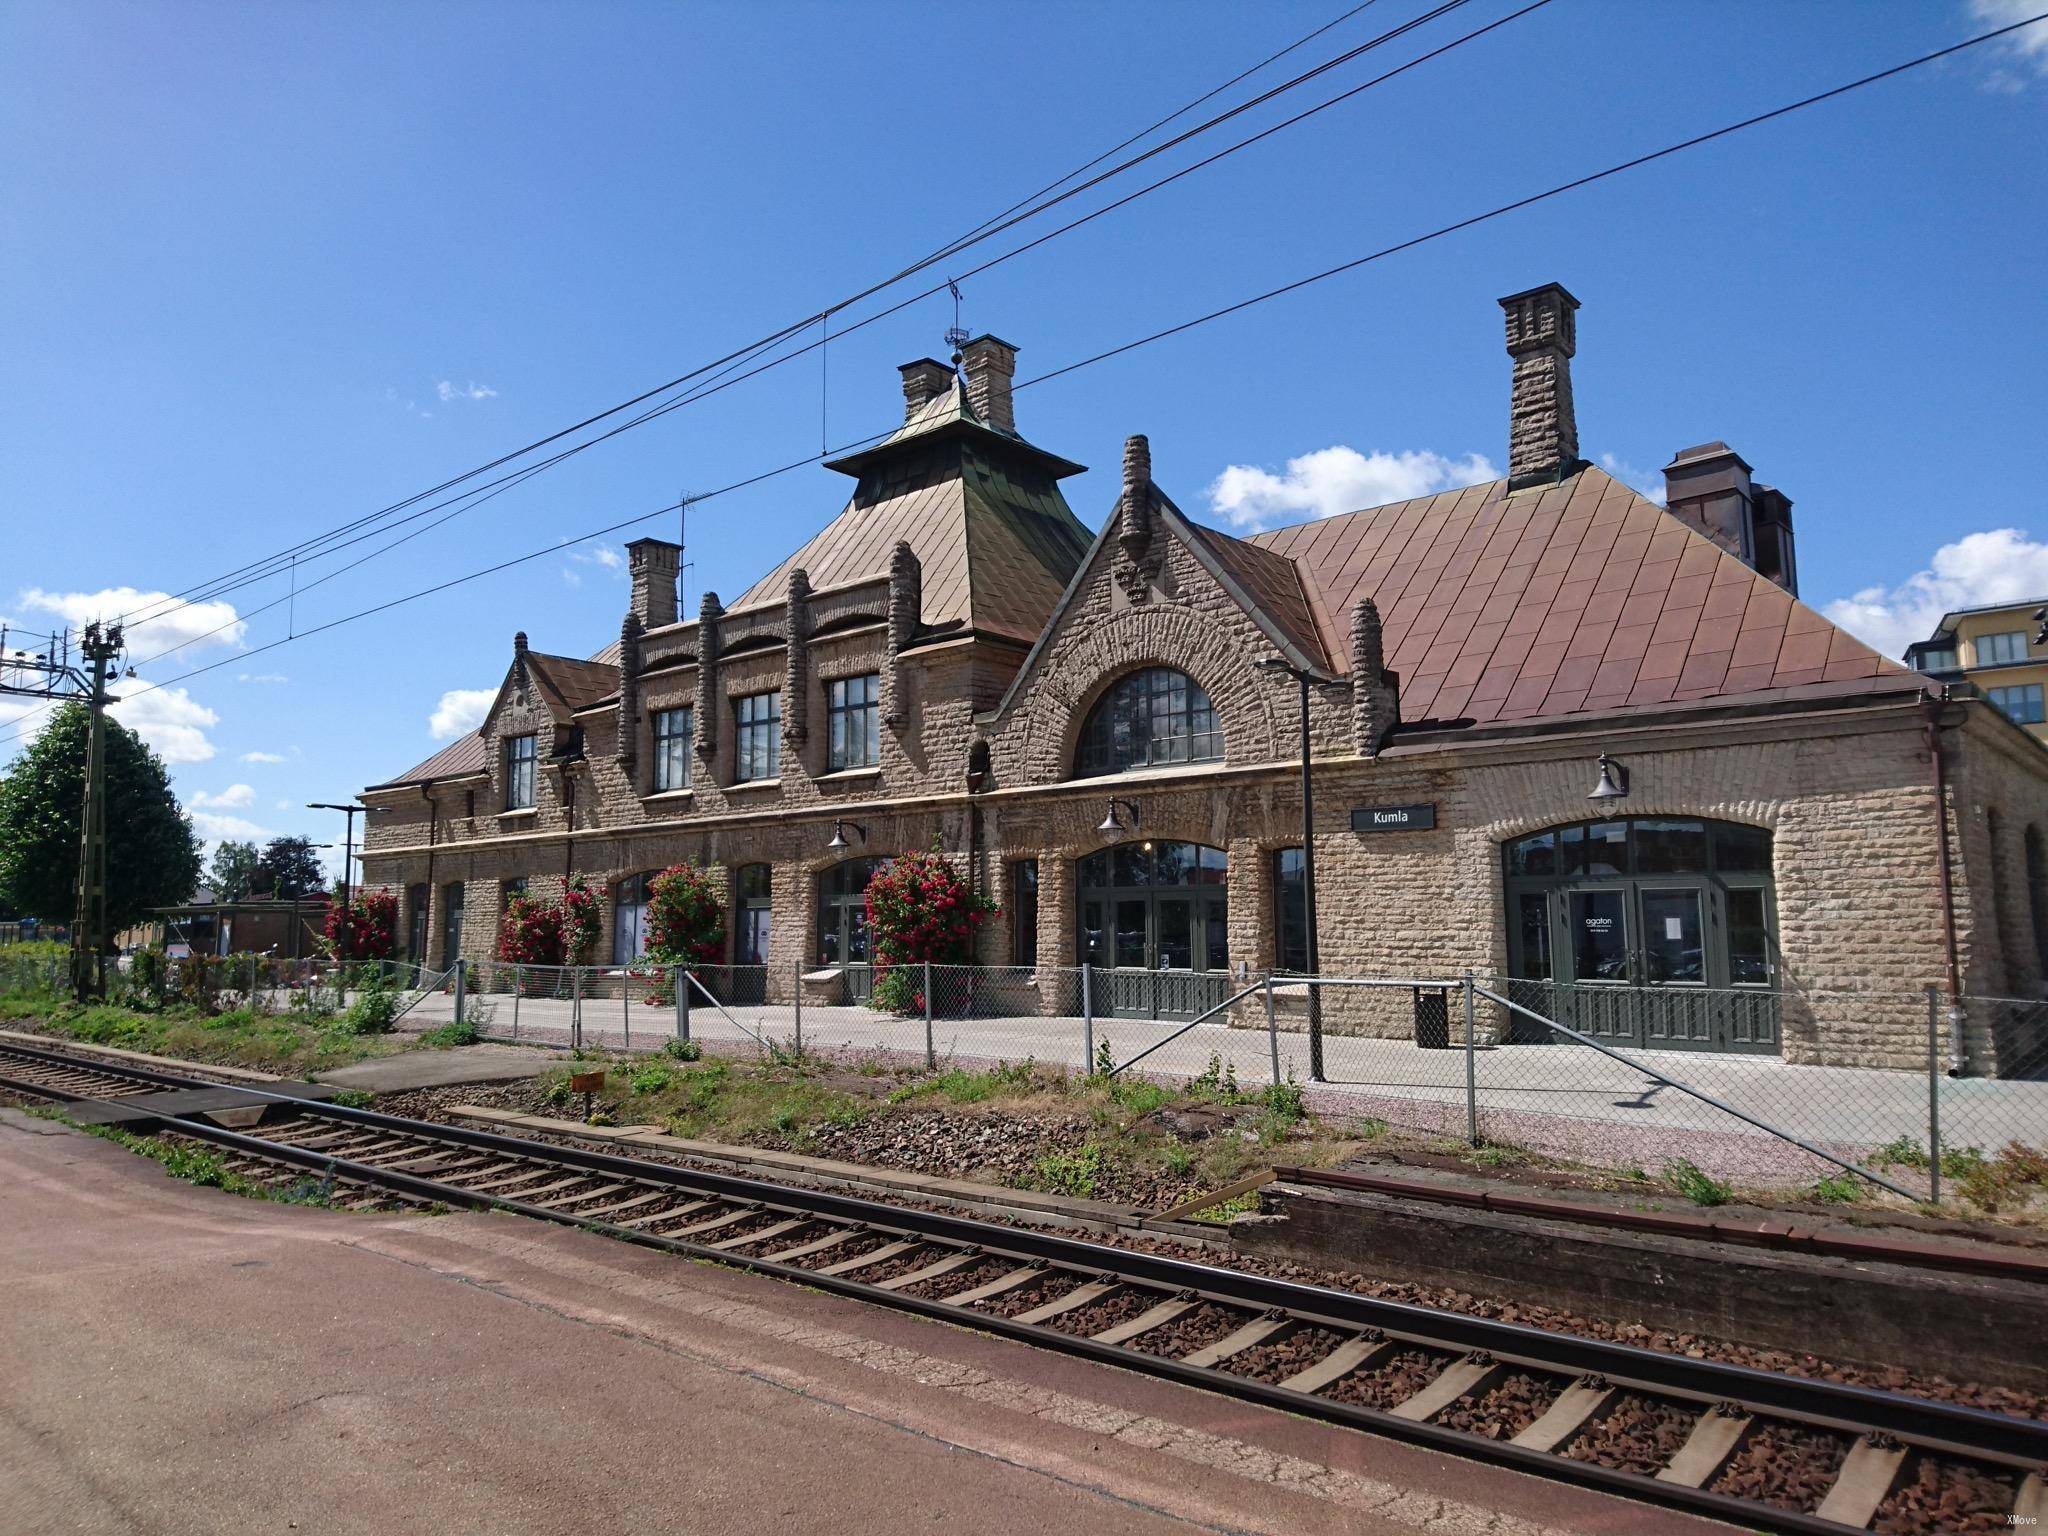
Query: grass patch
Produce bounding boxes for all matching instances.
[1809,1171,1865,1204]
[1186,1190,1261,1222]
[3,989,418,1077]
[416,1019,480,1048]
[36,1108,340,1208]
[887,1059,1041,1106]
[1025,1143,1114,1199]
[1663,1157,1733,1207]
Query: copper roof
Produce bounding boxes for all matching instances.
[1247,465,1911,726]
[526,651,617,712]
[733,380,1092,646]
[1189,518,1337,673]
[373,730,487,789]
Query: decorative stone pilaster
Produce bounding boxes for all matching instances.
[1350,598,1400,756]
[615,610,643,779]
[694,591,723,768]
[884,541,921,727]
[783,567,812,752]
[1113,434,1163,606]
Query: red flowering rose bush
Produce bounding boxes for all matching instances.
[323,887,396,963]
[632,863,727,1005]
[863,846,997,1015]
[495,894,567,966]
[562,874,601,963]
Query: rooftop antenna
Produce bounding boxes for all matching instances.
[944,279,969,372]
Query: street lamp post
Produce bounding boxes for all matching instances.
[1257,656,1330,1082]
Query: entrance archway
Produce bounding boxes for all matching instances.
[1076,841,1228,1020]
[1502,817,1778,1053]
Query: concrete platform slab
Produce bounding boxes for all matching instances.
[313,1042,551,1091]
[0,1108,1717,1536]
[57,1082,334,1126]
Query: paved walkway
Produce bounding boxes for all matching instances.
[0,1111,1690,1536]
[395,985,2048,1189]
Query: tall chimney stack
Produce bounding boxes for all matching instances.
[1499,283,1582,491]
[898,358,953,422]
[625,538,680,629]
[959,335,1018,433]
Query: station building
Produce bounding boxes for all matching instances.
[358,284,2048,1074]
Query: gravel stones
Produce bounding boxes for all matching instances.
[1707,1423,1850,1513]
[1322,1349,1452,1413]
[1561,1394,1696,1476]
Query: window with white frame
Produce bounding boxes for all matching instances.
[652,707,692,791]
[505,734,537,810]
[1977,631,2029,666]
[827,674,881,771]
[1989,683,2045,725]
[735,691,781,781]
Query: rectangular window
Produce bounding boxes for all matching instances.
[827,674,882,771]
[1976,631,2029,666]
[652,707,693,791]
[1913,646,1958,673]
[1727,887,1771,986]
[734,691,781,781]
[503,876,527,901]
[1010,860,1039,966]
[505,734,537,810]
[1272,848,1308,972]
[1989,683,2046,725]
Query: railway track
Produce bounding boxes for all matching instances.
[4,1037,2043,1535]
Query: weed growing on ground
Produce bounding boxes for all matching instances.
[1809,1172,1865,1204]
[417,1019,479,1048]
[1026,1143,1113,1199]
[1468,1143,1529,1169]
[660,1037,702,1062]
[39,1110,341,1209]
[1664,1157,1732,1207]
[342,981,399,1036]
[1186,1190,1261,1222]
[327,1088,373,1109]
[888,1059,1038,1107]
[629,1059,678,1095]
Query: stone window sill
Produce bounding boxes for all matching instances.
[726,778,781,793]
[499,808,536,821]
[814,766,883,784]
[643,788,695,804]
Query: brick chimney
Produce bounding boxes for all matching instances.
[1663,443,1799,596]
[959,335,1018,433]
[898,358,953,422]
[1499,283,1582,491]
[625,538,680,629]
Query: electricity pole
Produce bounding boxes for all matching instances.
[0,620,124,1001]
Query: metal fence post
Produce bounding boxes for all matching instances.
[1264,972,1280,1086]
[453,960,466,1026]
[922,959,935,1069]
[1927,984,1942,1204]
[1081,964,1095,1073]
[674,966,690,1044]
[1463,970,1479,1146]
[793,961,803,1054]
[571,965,583,1052]
[511,966,521,1040]
[247,952,257,1007]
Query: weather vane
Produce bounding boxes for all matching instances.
[945,279,968,369]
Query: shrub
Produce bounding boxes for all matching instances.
[632,863,727,1004]
[862,843,998,1015]
[325,888,397,962]
[496,894,567,966]
[418,1019,479,1048]
[660,1036,702,1062]
[562,874,601,964]
[342,979,400,1035]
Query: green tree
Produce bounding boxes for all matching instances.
[0,702,203,933]
[207,838,261,899]
[256,835,325,899]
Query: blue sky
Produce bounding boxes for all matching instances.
[2,0,2044,873]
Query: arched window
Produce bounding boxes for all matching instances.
[2025,826,2048,980]
[612,872,655,965]
[1075,668,1221,778]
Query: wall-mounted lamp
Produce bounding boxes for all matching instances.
[826,819,868,852]
[1096,798,1141,837]
[1587,754,1630,801]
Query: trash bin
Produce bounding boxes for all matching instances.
[1413,986,1450,1049]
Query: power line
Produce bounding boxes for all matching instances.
[5,11,2038,756]
[94,0,1495,641]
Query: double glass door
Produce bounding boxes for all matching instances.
[1078,842,1229,1020]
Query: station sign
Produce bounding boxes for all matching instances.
[1350,803,1436,832]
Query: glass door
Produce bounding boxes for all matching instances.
[1566,888,1635,1044]
[1638,886,1712,1046]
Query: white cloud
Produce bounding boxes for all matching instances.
[189,783,256,810]
[563,544,627,588]
[110,685,218,764]
[240,750,287,764]
[190,809,270,843]
[1206,445,1499,531]
[1597,453,1668,506]
[428,687,495,740]
[14,586,244,664]
[1968,0,2048,85]
[436,380,498,403]
[237,671,288,685]
[275,798,293,811]
[1822,527,2048,660]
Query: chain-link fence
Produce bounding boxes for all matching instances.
[7,946,2044,1200]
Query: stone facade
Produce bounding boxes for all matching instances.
[359,290,2048,1076]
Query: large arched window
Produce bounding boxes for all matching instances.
[1075,668,1222,778]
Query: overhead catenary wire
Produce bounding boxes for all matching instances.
[3,10,2040,756]
[96,0,1495,641]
